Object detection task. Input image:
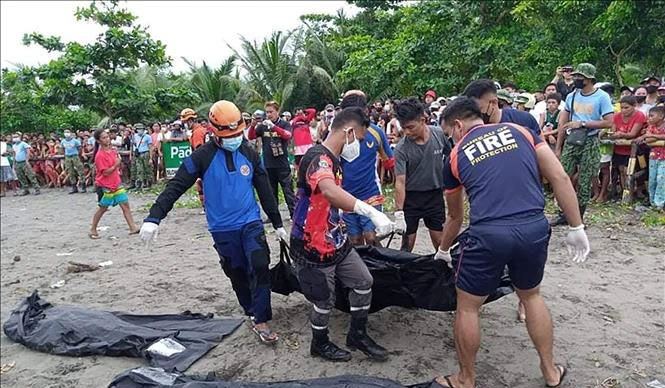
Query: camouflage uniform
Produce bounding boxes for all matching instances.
[14,161,40,192]
[560,137,600,208]
[132,152,152,182]
[64,156,84,186]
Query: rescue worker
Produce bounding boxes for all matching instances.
[431,97,590,388]
[181,107,207,212]
[139,100,288,344]
[11,132,40,195]
[291,107,394,362]
[61,129,86,193]
[130,123,153,190]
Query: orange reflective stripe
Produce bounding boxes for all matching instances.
[511,124,535,149]
[450,147,460,182]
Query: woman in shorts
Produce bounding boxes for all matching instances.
[89,128,140,239]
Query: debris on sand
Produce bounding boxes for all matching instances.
[66,262,100,274]
[0,361,15,375]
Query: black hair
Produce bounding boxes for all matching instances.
[620,95,637,106]
[504,82,517,90]
[92,127,105,161]
[546,92,562,104]
[635,86,648,94]
[340,93,368,110]
[394,97,425,123]
[649,105,665,117]
[441,97,482,126]
[462,79,498,99]
[330,107,369,132]
[544,83,557,92]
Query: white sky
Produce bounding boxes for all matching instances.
[0,1,358,73]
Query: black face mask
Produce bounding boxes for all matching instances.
[574,79,585,89]
[635,95,646,103]
[646,85,658,94]
[481,105,493,124]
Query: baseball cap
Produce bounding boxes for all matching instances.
[571,63,597,80]
[619,85,634,93]
[497,89,513,104]
[641,75,661,85]
[425,89,437,99]
[325,104,335,111]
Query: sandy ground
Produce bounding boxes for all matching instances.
[1,188,664,388]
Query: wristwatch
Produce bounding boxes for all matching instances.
[581,121,587,129]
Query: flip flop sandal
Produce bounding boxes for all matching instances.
[88,233,101,240]
[129,229,140,235]
[431,375,457,388]
[546,365,567,387]
[251,324,278,345]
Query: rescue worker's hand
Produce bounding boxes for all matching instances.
[354,200,395,237]
[139,222,159,245]
[262,120,274,129]
[565,224,590,263]
[434,247,453,268]
[393,211,407,234]
[275,227,289,242]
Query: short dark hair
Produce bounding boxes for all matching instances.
[620,95,637,106]
[340,93,368,110]
[394,97,425,123]
[544,83,557,92]
[504,82,518,90]
[330,107,368,132]
[441,97,482,126]
[462,79,498,99]
[546,92,562,104]
[649,105,665,117]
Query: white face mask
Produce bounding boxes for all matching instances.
[340,128,360,162]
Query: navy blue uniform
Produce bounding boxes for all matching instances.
[443,123,550,296]
[146,141,283,323]
[501,108,541,138]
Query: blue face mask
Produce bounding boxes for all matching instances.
[221,135,243,152]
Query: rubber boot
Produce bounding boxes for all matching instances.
[20,189,30,196]
[135,180,143,191]
[143,179,150,189]
[34,186,40,195]
[127,180,136,190]
[310,328,351,362]
[346,317,388,361]
[80,183,87,193]
[68,185,79,194]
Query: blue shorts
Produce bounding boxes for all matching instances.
[454,216,551,297]
[342,205,382,238]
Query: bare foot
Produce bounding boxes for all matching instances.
[129,225,140,235]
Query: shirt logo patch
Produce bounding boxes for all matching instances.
[366,141,374,148]
[319,160,329,168]
[240,164,250,176]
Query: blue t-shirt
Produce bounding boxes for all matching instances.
[443,123,545,225]
[133,133,153,153]
[341,123,394,202]
[61,138,82,157]
[564,88,614,136]
[12,141,31,162]
[501,108,541,137]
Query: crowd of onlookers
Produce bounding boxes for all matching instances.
[2,66,664,209]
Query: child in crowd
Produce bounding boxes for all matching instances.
[636,106,665,209]
[89,128,140,239]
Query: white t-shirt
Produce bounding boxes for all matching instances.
[0,142,9,167]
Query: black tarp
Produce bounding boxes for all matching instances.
[109,367,434,388]
[270,240,514,313]
[3,291,243,372]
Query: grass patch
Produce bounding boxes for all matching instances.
[140,183,201,212]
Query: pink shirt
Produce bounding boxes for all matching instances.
[94,148,121,190]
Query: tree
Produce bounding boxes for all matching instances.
[22,0,171,122]
[183,56,243,113]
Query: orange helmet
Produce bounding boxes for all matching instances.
[179,108,197,121]
[208,100,246,138]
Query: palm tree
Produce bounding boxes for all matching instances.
[230,31,299,106]
[183,56,243,113]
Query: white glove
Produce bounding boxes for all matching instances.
[275,227,289,242]
[262,119,274,129]
[139,222,159,244]
[565,224,590,263]
[394,211,407,234]
[354,200,395,236]
[434,247,453,268]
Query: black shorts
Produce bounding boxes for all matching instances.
[612,153,630,167]
[404,189,445,235]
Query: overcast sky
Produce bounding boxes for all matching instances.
[0,1,358,73]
